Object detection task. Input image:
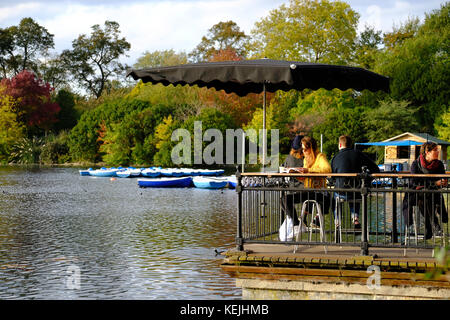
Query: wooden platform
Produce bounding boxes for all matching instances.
[241,243,438,263]
[220,244,450,297]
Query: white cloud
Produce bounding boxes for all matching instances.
[0,2,42,22]
[355,0,444,33]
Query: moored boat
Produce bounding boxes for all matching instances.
[227,175,237,188]
[116,167,142,178]
[79,168,92,176]
[89,167,119,177]
[137,177,193,188]
[198,169,225,176]
[193,176,228,189]
[141,168,161,177]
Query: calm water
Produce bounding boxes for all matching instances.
[0,166,241,299]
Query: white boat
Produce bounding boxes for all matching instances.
[160,168,185,177]
[193,176,228,189]
[116,167,141,178]
[79,168,93,176]
[227,175,237,188]
[141,168,161,177]
[88,167,119,177]
[198,169,225,176]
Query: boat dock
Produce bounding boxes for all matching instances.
[221,172,450,300]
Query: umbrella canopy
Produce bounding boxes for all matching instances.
[126,58,390,96]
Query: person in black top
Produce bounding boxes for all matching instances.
[331,135,380,228]
[282,135,304,168]
[402,141,448,239]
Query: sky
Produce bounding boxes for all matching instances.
[0,0,446,66]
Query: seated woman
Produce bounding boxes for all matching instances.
[281,136,332,227]
[282,134,304,169]
[402,142,448,239]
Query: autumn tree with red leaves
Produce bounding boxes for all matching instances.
[1,70,60,133]
[195,48,271,126]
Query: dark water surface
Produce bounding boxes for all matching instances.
[0,166,241,299]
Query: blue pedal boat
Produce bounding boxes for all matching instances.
[193,176,228,189]
[137,177,193,188]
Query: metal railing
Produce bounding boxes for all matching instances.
[235,170,449,256]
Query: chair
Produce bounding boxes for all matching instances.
[334,195,362,243]
[293,199,327,254]
[404,206,420,247]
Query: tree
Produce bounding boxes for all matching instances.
[375,3,449,132]
[189,21,249,62]
[435,109,450,143]
[250,0,359,64]
[354,25,383,69]
[363,99,419,142]
[383,17,420,50]
[68,98,152,162]
[61,21,131,98]
[54,89,78,132]
[0,28,14,78]
[1,70,60,134]
[134,49,187,68]
[39,54,69,91]
[0,18,54,77]
[0,87,25,160]
[312,106,367,158]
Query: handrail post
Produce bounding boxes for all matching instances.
[236,165,244,251]
[391,174,398,243]
[360,168,370,256]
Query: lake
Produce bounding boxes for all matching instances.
[0,166,241,299]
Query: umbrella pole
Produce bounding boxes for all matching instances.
[262,82,267,219]
[262,82,266,172]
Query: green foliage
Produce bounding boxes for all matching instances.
[363,99,420,163]
[354,25,383,69]
[68,98,152,162]
[0,17,54,77]
[435,108,450,142]
[54,89,78,132]
[40,131,71,164]
[153,116,181,167]
[99,104,173,166]
[250,0,359,64]
[128,81,201,121]
[364,99,419,141]
[312,106,367,159]
[375,3,449,133]
[0,89,25,161]
[10,136,44,164]
[134,49,187,68]
[425,246,450,280]
[180,107,237,165]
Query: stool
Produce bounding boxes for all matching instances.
[334,196,362,243]
[404,206,419,246]
[294,200,327,254]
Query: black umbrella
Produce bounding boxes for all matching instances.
[127,58,390,168]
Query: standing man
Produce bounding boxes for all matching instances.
[331,135,380,228]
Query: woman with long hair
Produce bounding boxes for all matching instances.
[281,136,332,227]
[402,141,448,239]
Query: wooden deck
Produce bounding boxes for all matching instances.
[220,244,450,293]
[241,243,438,263]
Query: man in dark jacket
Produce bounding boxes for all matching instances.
[331,135,380,228]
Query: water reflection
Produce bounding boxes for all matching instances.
[0,167,240,299]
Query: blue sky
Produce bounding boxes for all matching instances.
[0,0,445,66]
